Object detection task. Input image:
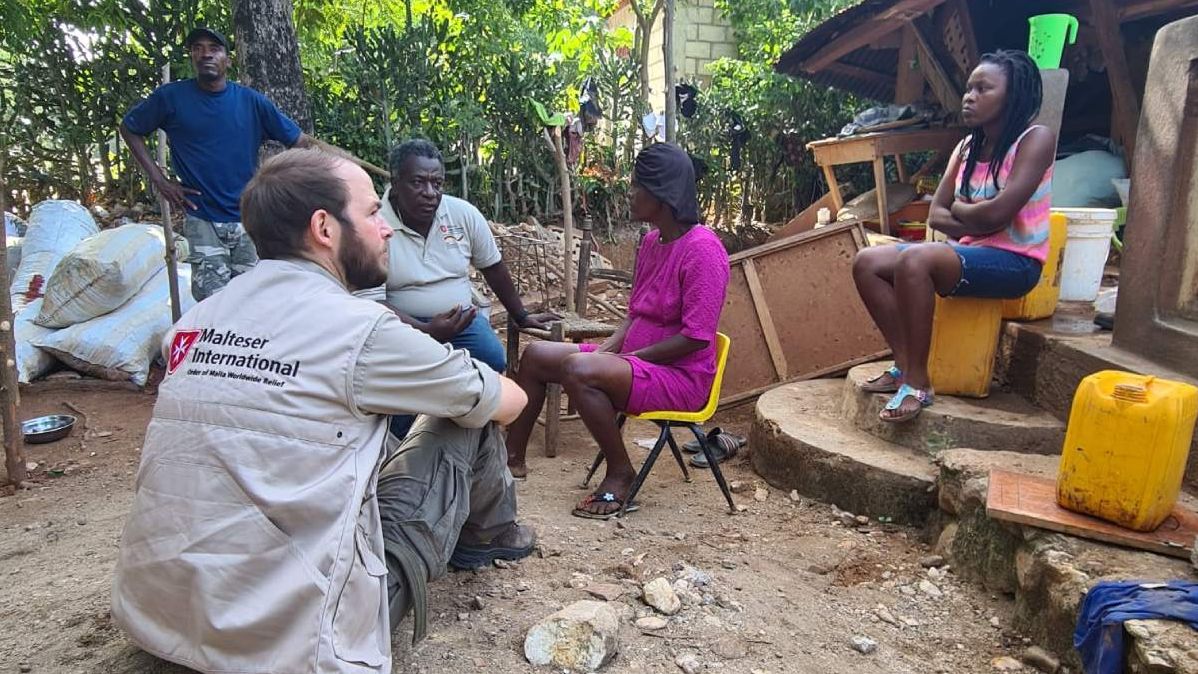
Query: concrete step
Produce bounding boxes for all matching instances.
[843,361,1065,455]
[934,448,1198,672]
[994,310,1198,485]
[749,379,937,525]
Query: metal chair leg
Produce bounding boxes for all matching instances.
[583,415,627,487]
[688,423,736,513]
[621,425,668,516]
[582,450,604,487]
[663,423,692,483]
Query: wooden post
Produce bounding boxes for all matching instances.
[157,65,183,322]
[574,215,593,314]
[663,0,677,143]
[542,128,575,313]
[0,151,26,486]
[1088,0,1140,162]
[895,26,923,105]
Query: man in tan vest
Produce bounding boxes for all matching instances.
[111,148,534,674]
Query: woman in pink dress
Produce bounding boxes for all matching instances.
[505,143,730,518]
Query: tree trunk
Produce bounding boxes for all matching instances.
[0,151,26,487]
[232,0,313,133]
[663,0,676,143]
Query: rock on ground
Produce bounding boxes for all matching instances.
[642,577,682,615]
[524,600,620,671]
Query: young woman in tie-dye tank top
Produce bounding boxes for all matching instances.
[852,50,1055,423]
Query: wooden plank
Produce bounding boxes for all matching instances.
[800,0,950,73]
[911,19,962,113]
[718,349,892,409]
[1119,0,1198,21]
[986,470,1197,559]
[935,0,978,82]
[742,259,789,379]
[1089,0,1140,161]
[872,157,891,235]
[768,190,840,242]
[895,25,922,104]
[822,165,844,210]
[720,222,887,404]
[824,61,894,90]
[719,265,777,400]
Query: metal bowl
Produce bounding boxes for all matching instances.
[21,414,77,444]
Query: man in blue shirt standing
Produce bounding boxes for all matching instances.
[120,27,314,300]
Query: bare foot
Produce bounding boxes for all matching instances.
[879,392,926,422]
[508,461,528,479]
[573,475,635,518]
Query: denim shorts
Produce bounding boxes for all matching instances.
[897,243,1042,299]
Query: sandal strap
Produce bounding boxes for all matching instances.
[868,365,902,383]
[883,384,933,411]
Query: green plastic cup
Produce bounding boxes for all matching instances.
[1028,14,1079,69]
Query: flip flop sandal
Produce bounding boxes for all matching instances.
[682,427,746,454]
[689,436,740,468]
[862,366,903,393]
[880,383,933,423]
[571,491,640,520]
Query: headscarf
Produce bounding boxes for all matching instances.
[633,143,700,225]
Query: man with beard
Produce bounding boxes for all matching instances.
[120,27,316,300]
[111,149,537,674]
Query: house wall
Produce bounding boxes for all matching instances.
[608,0,738,113]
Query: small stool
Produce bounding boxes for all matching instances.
[927,296,1003,398]
[507,314,618,457]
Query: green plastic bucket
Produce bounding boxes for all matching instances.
[1028,14,1078,69]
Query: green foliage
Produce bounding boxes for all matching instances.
[0,0,867,242]
[678,0,867,237]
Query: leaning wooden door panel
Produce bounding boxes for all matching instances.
[719,263,776,400]
[718,222,889,406]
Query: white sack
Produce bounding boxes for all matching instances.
[14,298,58,383]
[34,265,194,386]
[36,223,166,328]
[10,200,98,314]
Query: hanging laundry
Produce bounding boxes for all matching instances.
[579,77,603,131]
[675,83,699,118]
[566,116,584,167]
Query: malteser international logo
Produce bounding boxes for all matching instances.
[168,329,202,374]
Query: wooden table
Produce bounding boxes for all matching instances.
[806,127,964,234]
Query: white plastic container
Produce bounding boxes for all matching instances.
[1054,207,1117,302]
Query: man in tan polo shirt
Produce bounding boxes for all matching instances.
[359,138,556,438]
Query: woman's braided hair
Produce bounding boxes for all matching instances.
[960,49,1043,200]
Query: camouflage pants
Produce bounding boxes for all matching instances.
[182,216,259,300]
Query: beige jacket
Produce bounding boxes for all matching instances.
[112,259,500,673]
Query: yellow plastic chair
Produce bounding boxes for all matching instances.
[582,333,736,516]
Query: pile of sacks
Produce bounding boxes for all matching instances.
[8,200,195,386]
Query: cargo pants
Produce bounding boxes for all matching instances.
[183,216,259,300]
[376,415,517,643]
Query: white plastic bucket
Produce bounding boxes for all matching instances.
[1054,207,1117,301]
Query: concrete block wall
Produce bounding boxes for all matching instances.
[607,0,738,114]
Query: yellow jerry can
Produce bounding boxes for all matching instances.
[1057,371,1198,531]
[927,295,1003,398]
[1003,213,1068,320]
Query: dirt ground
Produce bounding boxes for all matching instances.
[0,379,1037,674]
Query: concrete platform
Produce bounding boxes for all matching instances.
[934,448,1198,672]
[749,379,937,524]
[842,361,1065,455]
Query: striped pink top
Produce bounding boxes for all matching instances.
[955,125,1053,262]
